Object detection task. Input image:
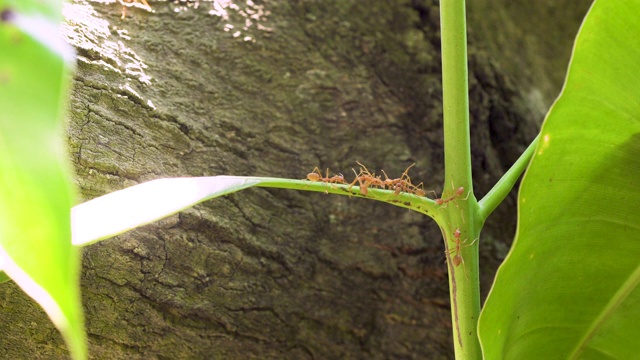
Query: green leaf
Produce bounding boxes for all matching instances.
[72,176,262,246]
[0,1,85,359]
[479,0,640,358]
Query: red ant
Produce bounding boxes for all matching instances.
[381,163,437,198]
[306,167,347,193]
[435,182,470,207]
[381,163,417,195]
[381,163,414,186]
[446,228,477,279]
[349,161,385,196]
[351,162,433,198]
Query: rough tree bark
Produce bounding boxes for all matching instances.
[0,0,591,358]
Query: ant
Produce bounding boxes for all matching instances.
[381,164,434,198]
[349,161,385,196]
[381,163,414,186]
[413,186,435,198]
[446,228,477,280]
[306,167,348,193]
[119,0,151,19]
[435,182,470,207]
[381,163,417,195]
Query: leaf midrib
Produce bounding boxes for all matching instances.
[568,262,640,359]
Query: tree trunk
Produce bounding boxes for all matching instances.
[0,0,591,358]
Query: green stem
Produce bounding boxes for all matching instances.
[478,134,540,222]
[441,0,471,186]
[440,0,482,358]
[256,179,440,218]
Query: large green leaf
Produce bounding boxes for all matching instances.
[479,0,640,358]
[0,1,85,359]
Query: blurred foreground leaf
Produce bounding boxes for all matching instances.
[0,0,84,358]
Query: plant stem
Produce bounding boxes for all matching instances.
[439,0,482,358]
[441,0,471,185]
[478,134,540,222]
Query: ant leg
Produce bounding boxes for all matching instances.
[349,168,362,193]
[456,255,469,280]
[400,163,416,183]
[356,161,373,177]
[464,237,478,247]
[323,168,332,193]
[411,181,426,197]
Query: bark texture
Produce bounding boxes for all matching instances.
[0,0,591,358]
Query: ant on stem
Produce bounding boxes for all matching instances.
[381,163,414,194]
[349,161,386,196]
[306,167,348,194]
[435,182,470,207]
[380,163,431,197]
[350,161,433,198]
[381,163,414,186]
[446,228,477,280]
